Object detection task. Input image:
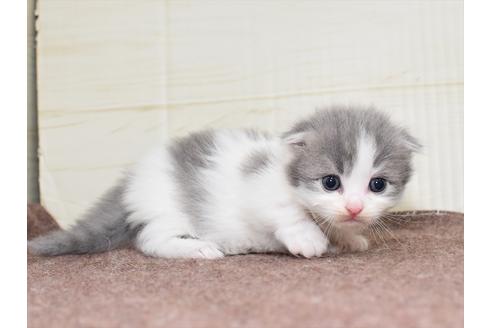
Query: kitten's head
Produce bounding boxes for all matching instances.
[284,107,420,231]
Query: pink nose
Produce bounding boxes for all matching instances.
[345,202,363,218]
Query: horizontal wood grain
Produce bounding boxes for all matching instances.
[37,0,463,226]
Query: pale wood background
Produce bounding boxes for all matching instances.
[36,0,463,227]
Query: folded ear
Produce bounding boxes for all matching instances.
[283,132,308,147]
[402,130,422,153]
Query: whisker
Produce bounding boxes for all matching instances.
[369,225,385,248]
[308,209,332,238]
[379,215,405,227]
[372,223,390,250]
[378,221,399,250]
[327,218,335,237]
[368,225,379,245]
[368,225,378,246]
[377,219,404,248]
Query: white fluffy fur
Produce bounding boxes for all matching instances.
[121,130,395,259]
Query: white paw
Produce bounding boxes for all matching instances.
[276,221,329,258]
[138,237,224,259]
[286,235,328,258]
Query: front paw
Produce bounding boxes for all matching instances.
[276,221,329,258]
[286,234,329,258]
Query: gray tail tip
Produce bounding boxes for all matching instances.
[27,231,70,256]
[27,239,46,256]
[27,238,52,256]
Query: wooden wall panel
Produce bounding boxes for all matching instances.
[37,0,463,226]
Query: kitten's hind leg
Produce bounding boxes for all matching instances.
[135,222,224,259]
[145,237,224,259]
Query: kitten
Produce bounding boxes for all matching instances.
[29,107,420,259]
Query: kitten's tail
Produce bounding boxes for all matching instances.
[28,180,139,256]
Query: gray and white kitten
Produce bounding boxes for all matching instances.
[29,107,420,259]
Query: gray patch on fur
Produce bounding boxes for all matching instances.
[241,149,272,175]
[283,106,420,196]
[177,234,199,239]
[28,178,140,256]
[168,130,218,221]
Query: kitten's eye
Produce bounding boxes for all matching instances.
[322,175,341,191]
[369,178,386,193]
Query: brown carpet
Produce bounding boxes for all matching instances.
[27,207,463,328]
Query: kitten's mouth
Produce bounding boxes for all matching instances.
[309,210,369,229]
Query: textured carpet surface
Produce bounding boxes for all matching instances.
[28,210,463,328]
[27,204,59,240]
